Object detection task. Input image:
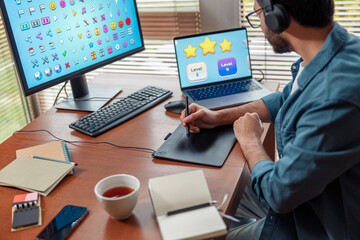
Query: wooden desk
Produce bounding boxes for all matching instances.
[0,74,278,240]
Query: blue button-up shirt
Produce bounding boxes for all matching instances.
[253,22,360,239]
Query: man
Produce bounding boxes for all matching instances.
[180,0,360,239]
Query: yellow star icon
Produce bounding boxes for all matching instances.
[219,39,232,52]
[184,44,197,58]
[199,37,216,55]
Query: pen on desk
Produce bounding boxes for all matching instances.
[185,96,190,137]
[166,200,218,216]
[31,155,78,166]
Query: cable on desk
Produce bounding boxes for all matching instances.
[13,130,156,153]
[64,82,69,97]
[60,97,124,103]
[253,69,265,82]
[53,81,69,106]
[53,80,122,105]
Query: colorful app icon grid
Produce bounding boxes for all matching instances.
[4,0,143,90]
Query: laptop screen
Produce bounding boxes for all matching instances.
[174,28,252,89]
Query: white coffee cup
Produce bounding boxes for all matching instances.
[94,174,140,220]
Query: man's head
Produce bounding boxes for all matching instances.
[257,0,334,33]
[255,0,334,53]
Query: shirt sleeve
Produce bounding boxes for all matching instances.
[251,100,360,214]
[261,82,292,123]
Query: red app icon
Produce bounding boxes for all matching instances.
[29,47,35,55]
[125,17,131,25]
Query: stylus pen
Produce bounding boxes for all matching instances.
[166,200,218,216]
[31,155,78,166]
[185,96,190,137]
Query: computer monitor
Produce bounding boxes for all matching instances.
[0,0,144,111]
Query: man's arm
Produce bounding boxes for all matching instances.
[180,99,272,133]
[217,99,273,125]
[250,101,360,214]
[233,112,271,171]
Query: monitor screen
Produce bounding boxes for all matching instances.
[0,0,144,96]
[174,28,251,89]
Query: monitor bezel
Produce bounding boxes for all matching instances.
[0,0,145,96]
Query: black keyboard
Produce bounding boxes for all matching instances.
[187,80,261,101]
[69,86,172,137]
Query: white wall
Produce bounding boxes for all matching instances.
[199,0,240,32]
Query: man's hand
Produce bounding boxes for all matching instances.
[234,112,270,171]
[234,112,264,145]
[180,103,219,133]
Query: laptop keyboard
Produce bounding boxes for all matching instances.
[187,80,261,101]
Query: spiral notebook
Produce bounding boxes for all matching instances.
[0,141,74,196]
[16,140,71,163]
[16,140,74,175]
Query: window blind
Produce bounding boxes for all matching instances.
[37,0,200,112]
[239,0,360,91]
[2,1,358,118]
[0,15,29,143]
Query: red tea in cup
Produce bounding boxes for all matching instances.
[102,186,134,198]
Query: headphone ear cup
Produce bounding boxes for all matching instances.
[264,3,290,34]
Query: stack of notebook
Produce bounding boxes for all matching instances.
[0,141,75,196]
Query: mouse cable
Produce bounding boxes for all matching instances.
[253,69,265,82]
[12,130,156,153]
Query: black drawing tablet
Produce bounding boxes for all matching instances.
[153,124,236,167]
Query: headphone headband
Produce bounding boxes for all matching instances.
[259,0,273,11]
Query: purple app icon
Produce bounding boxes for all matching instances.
[218,57,237,77]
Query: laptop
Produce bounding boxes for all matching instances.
[174,28,271,109]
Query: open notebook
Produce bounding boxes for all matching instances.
[148,170,227,240]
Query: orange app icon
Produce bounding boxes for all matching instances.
[50,2,56,10]
[110,22,116,30]
[95,27,100,35]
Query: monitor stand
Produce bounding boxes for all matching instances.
[55,75,121,112]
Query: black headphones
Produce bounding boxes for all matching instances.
[258,0,290,34]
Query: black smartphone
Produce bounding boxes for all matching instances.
[36,205,88,240]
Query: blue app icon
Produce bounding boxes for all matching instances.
[218,57,237,77]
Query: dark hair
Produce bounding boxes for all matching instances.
[269,0,334,27]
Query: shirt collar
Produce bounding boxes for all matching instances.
[292,22,349,90]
